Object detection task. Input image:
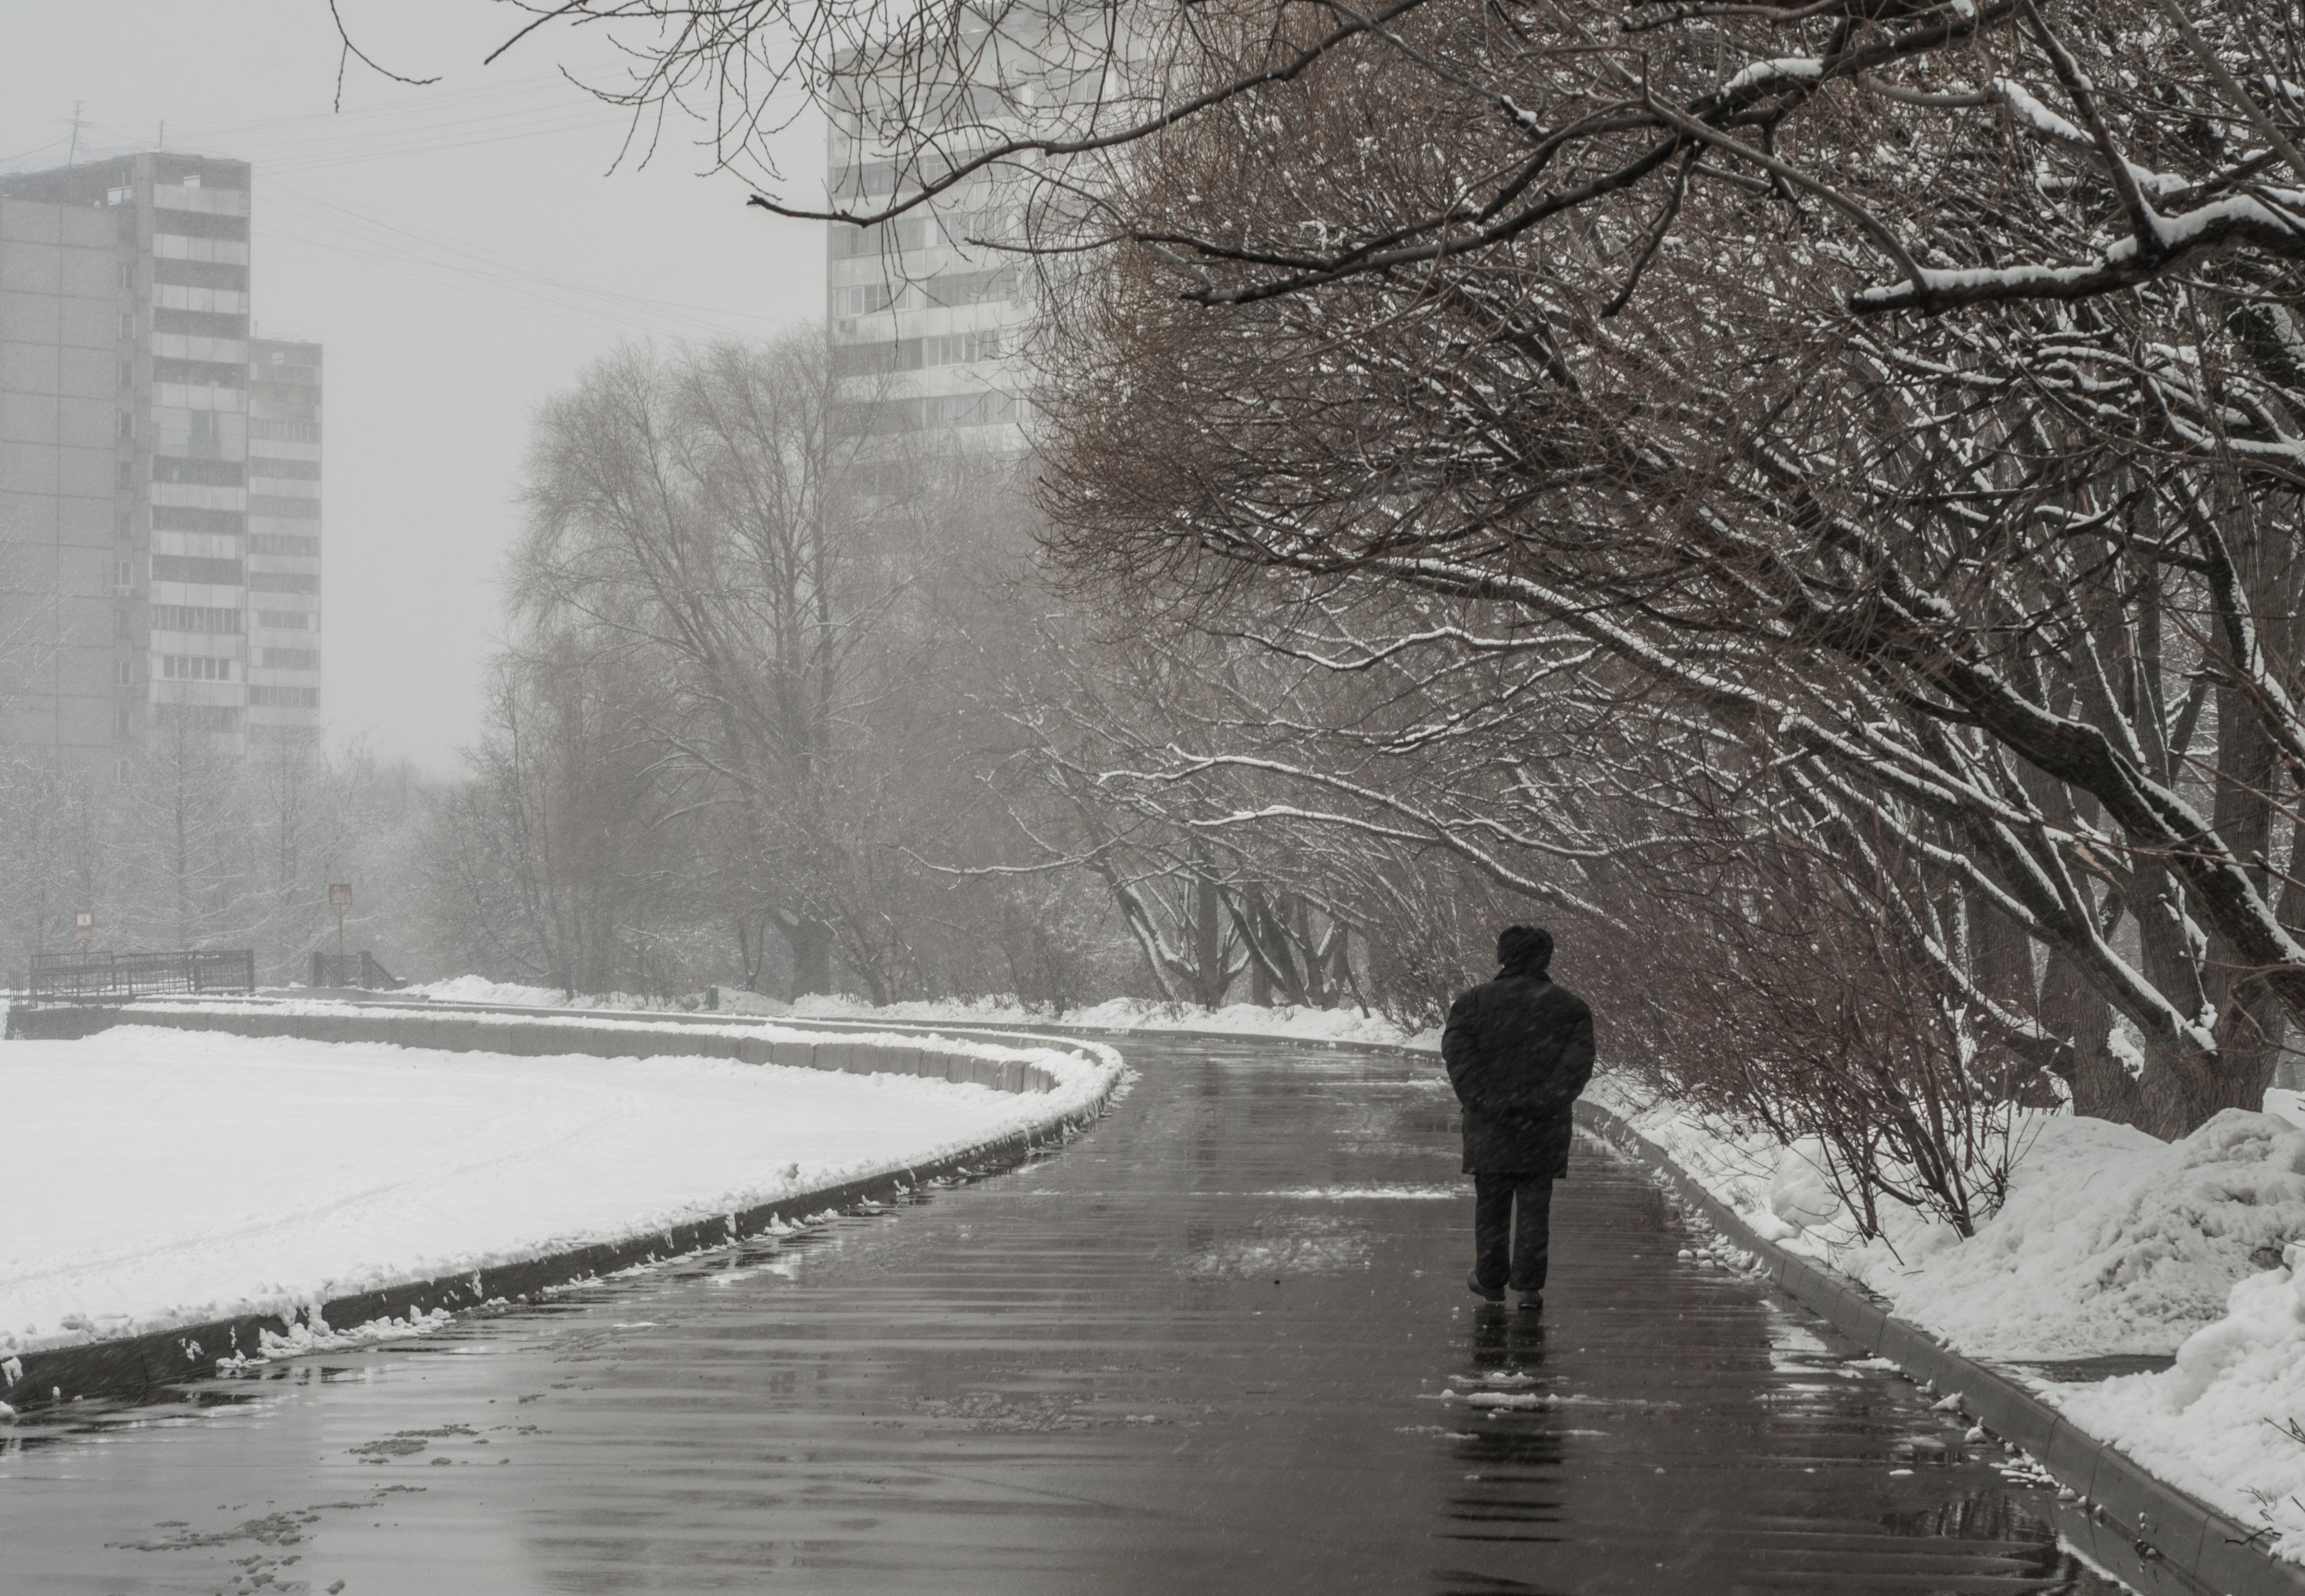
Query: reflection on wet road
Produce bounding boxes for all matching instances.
[1,1036,2123,1593]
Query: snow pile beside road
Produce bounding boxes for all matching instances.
[398,975,1436,1049]
[795,992,1436,1049]
[1591,1079,2305,1360]
[2051,1250,2305,1563]
[0,1025,1112,1358]
[1863,1111,2305,1359]
[407,975,680,1010]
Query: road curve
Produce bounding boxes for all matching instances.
[0,1032,2122,1595]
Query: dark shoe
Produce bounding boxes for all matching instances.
[1517,1291,1544,1313]
[1467,1270,1505,1303]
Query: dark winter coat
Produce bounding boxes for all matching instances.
[1441,971,1596,1176]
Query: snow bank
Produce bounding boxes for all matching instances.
[1866,1111,2305,1359]
[793,992,1439,1049]
[0,1024,1115,1358]
[398,976,1438,1050]
[2053,1250,2305,1563]
[1593,1081,2305,1360]
[401,975,793,1013]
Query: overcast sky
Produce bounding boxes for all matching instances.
[1,1,826,773]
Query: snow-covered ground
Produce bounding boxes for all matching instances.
[793,992,1439,1049]
[1,1024,1113,1360]
[398,977,1441,1049]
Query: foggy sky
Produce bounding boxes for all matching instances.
[0,0,826,773]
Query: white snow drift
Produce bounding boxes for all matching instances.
[400,975,1438,1050]
[1598,1083,2305,1360]
[1,1024,1113,1357]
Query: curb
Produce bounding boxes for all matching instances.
[3,1009,1120,1415]
[1575,1096,2298,1596]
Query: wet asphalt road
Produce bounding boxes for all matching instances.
[1,1034,2125,1595]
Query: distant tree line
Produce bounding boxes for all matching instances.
[0,730,434,988]
[424,333,1495,1015]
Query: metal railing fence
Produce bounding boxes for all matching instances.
[26,949,256,1002]
[310,951,405,990]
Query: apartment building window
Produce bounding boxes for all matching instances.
[248,457,321,481]
[833,284,898,318]
[834,329,1003,377]
[159,655,234,682]
[114,559,133,592]
[118,360,131,390]
[114,758,131,786]
[152,356,245,389]
[117,412,134,440]
[153,307,249,340]
[260,647,319,670]
[151,554,243,584]
[249,533,319,557]
[118,311,134,338]
[114,706,134,737]
[152,605,242,634]
[152,507,245,537]
[105,185,131,206]
[247,685,319,709]
[247,497,319,522]
[923,267,1017,308]
[833,390,1021,436]
[247,572,318,594]
[255,609,311,630]
[152,458,245,487]
[117,262,134,290]
[114,660,133,685]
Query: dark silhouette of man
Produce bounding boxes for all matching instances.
[1441,925,1596,1312]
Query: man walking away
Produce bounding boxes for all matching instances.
[1442,925,1596,1314]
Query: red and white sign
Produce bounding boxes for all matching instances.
[328,883,353,908]
[72,908,94,943]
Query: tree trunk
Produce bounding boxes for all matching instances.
[1194,871,1226,1007]
[2039,946,2137,1123]
[787,918,834,997]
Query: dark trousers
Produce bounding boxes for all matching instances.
[1473,1173,1555,1293]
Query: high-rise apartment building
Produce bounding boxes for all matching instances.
[825,79,1036,451]
[0,151,321,779]
[245,338,323,734]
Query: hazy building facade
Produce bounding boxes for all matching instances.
[825,46,1038,451]
[0,151,321,778]
[245,338,322,736]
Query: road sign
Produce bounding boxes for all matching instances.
[73,908,94,945]
[328,883,352,908]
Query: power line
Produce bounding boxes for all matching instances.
[257,178,806,343]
